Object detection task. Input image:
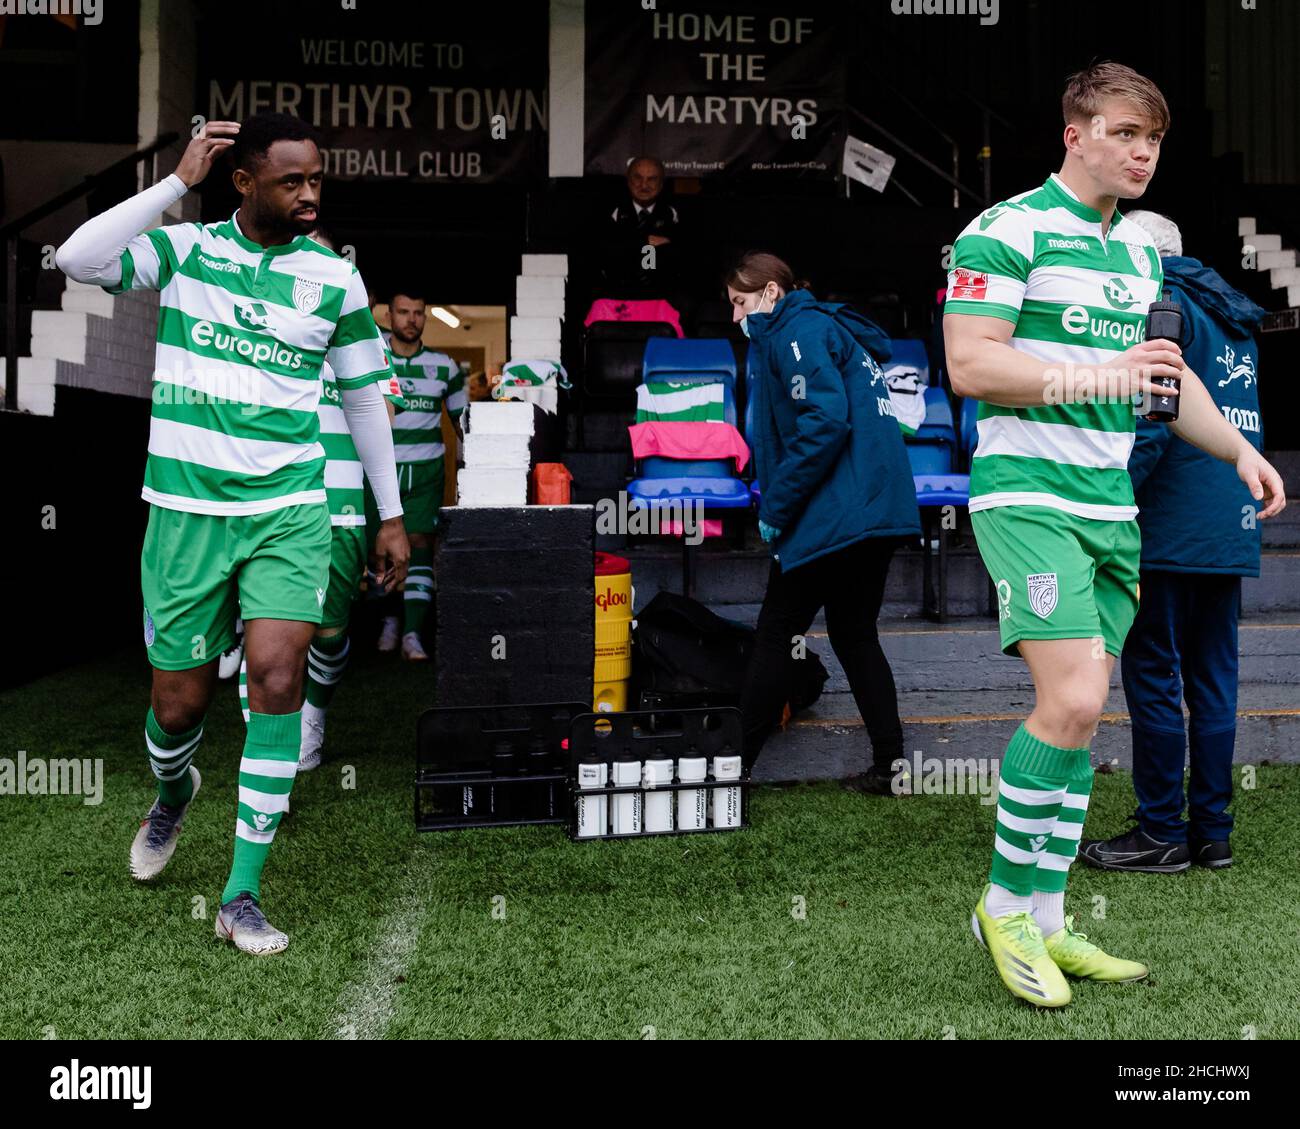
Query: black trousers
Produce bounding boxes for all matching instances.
[739,537,904,772]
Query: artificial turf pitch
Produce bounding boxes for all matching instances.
[2,648,1297,1041]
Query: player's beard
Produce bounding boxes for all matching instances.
[249,194,316,244]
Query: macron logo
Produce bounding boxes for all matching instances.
[1048,238,1089,251]
[1029,834,1049,852]
[197,253,241,274]
[790,341,802,361]
[50,1060,151,1110]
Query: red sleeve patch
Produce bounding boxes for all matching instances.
[950,269,990,300]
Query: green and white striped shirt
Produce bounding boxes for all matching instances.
[316,362,365,527]
[384,336,466,464]
[635,380,726,423]
[946,174,1164,521]
[109,216,390,516]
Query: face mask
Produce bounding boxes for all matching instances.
[740,290,774,338]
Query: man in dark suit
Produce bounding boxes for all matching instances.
[597,156,684,297]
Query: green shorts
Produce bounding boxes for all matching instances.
[321,523,367,630]
[971,506,1141,658]
[140,503,332,671]
[366,459,444,537]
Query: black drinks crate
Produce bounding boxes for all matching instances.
[415,700,589,830]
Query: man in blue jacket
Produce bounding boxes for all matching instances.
[1082,212,1267,873]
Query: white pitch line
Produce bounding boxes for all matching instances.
[326,858,430,1041]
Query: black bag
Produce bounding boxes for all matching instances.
[631,591,829,716]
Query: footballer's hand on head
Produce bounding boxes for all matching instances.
[175,121,240,189]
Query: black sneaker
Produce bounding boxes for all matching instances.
[842,762,908,797]
[1190,838,1233,869]
[1080,827,1190,873]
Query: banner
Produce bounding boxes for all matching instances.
[197,0,547,184]
[583,1,844,178]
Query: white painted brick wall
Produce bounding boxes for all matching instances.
[7,282,159,414]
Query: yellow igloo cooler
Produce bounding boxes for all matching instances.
[593,551,633,712]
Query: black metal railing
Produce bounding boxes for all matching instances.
[847,95,1014,210]
[2,132,178,412]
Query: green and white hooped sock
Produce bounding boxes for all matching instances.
[305,632,350,711]
[403,546,434,636]
[222,710,299,905]
[145,709,203,808]
[989,723,1093,900]
[238,654,250,724]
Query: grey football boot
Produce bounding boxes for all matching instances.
[129,766,201,881]
[215,892,290,955]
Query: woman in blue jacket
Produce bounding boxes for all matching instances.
[730,252,921,791]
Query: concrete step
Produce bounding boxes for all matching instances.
[1243,552,1300,611]
[712,607,1300,780]
[625,545,1300,616]
[753,684,1300,782]
[1262,501,1300,548]
[1268,451,1300,488]
[711,608,1300,695]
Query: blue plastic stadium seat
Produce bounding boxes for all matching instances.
[627,358,754,596]
[913,473,971,508]
[960,396,979,462]
[906,442,952,476]
[640,457,731,479]
[884,338,930,388]
[643,337,737,391]
[916,384,956,436]
[626,476,753,508]
[904,386,959,475]
[912,470,971,625]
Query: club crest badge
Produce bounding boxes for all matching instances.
[143,608,156,647]
[1026,572,1058,619]
[292,276,323,315]
[1126,241,1153,279]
